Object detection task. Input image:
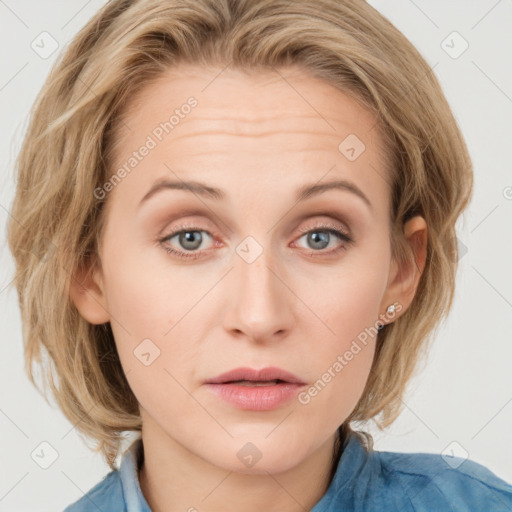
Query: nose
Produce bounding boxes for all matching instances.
[222,244,296,344]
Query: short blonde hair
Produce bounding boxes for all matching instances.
[7,0,473,469]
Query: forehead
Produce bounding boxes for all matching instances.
[117,64,382,141]
[106,64,391,214]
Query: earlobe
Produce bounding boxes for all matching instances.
[69,258,111,325]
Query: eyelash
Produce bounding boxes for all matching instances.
[159,222,354,261]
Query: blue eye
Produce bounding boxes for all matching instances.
[160,228,213,260]
[301,227,352,252]
[159,223,354,261]
[295,226,353,256]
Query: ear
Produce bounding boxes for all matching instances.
[69,256,111,325]
[379,215,427,324]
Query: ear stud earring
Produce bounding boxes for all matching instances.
[378,304,397,330]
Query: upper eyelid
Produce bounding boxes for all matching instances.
[162,211,351,233]
[296,220,350,234]
[151,203,355,234]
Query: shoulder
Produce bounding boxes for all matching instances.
[63,469,125,512]
[377,449,512,512]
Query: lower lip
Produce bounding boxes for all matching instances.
[205,382,305,411]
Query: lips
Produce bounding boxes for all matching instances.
[204,366,306,385]
[204,366,306,411]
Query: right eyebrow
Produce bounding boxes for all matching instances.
[139,178,225,207]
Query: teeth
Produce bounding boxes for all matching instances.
[231,380,280,386]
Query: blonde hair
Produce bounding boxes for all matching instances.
[7,0,473,469]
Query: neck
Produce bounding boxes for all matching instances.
[137,424,343,512]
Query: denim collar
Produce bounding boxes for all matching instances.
[119,437,152,512]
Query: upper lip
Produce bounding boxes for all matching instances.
[205,366,306,385]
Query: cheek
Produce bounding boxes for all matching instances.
[297,296,378,433]
[100,235,196,337]
[294,254,388,422]
[308,248,389,343]
[100,239,212,410]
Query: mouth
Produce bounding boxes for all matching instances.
[204,367,306,411]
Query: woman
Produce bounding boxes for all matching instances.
[7,0,512,510]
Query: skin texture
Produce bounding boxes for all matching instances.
[70,64,427,512]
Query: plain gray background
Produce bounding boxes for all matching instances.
[1,1,511,510]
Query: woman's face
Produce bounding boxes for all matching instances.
[74,64,421,474]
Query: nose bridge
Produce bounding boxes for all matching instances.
[224,235,294,341]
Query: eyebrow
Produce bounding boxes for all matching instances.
[139,177,372,210]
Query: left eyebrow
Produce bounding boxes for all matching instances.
[295,179,373,211]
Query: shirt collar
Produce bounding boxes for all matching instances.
[311,431,374,510]
[119,438,152,512]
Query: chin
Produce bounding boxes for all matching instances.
[203,436,312,475]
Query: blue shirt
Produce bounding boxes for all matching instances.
[63,432,512,511]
